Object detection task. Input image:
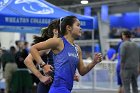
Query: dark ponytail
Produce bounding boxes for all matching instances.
[46,20,60,38]
[33,27,49,45]
[32,19,60,45]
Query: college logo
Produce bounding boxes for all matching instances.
[15,0,54,14]
[0,0,12,11]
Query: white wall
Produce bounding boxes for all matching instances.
[0,32,20,49]
[0,32,40,50]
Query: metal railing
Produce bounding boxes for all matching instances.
[73,60,118,90]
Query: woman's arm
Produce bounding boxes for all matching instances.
[24,52,53,84]
[30,38,60,65]
[24,54,43,79]
[77,45,102,76]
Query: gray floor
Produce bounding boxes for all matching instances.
[72,89,117,93]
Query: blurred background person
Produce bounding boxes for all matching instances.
[12,41,32,93]
[116,40,124,93]
[15,41,28,69]
[24,41,30,54]
[120,31,140,93]
[15,40,20,52]
[105,45,116,61]
[1,46,17,93]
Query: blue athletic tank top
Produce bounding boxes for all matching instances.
[52,37,79,90]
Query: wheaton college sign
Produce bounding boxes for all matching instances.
[5,17,52,24]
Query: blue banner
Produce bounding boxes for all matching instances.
[0,15,93,30]
[0,0,94,33]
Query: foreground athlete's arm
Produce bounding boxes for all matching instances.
[77,45,102,76]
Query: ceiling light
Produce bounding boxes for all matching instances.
[81,0,88,4]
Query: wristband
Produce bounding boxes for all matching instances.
[40,62,46,68]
